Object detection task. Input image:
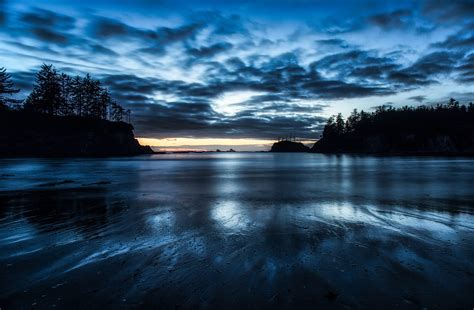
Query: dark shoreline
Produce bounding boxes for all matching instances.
[0,110,154,157]
[311,151,474,157]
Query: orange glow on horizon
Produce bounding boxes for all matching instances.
[137,137,316,151]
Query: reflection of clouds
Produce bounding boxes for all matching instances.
[212,200,250,231]
[148,211,175,230]
[318,202,374,224]
[295,201,474,243]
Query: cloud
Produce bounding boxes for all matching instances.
[188,42,233,57]
[20,8,76,30]
[368,9,413,29]
[313,50,402,85]
[455,53,474,83]
[315,38,351,49]
[423,0,474,22]
[30,27,69,44]
[0,0,5,26]
[431,23,474,50]
[189,11,249,36]
[90,17,157,40]
[408,95,427,103]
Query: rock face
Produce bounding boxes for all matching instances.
[270,141,310,152]
[0,110,154,157]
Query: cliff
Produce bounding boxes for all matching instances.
[0,110,154,157]
[270,141,310,152]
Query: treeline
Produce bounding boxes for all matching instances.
[0,65,129,122]
[323,98,474,139]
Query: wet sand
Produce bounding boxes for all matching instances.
[1,153,473,308]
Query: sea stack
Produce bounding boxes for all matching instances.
[270,140,310,152]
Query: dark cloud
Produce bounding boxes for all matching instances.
[423,0,474,22]
[314,50,402,83]
[30,27,69,44]
[3,8,118,59]
[20,8,76,31]
[88,43,118,56]
[0,0,5,26]
[405,51,458,76]
[11,8,77,44]
[387,51,459,87]
[188,42,233,57]
[431,23,474,50]
[368,9,412,29]
[408,95,427,103]
[303,79,394,99]
[156,23,202,43]
[90,17,158,40]
[134,23,205,55]
[315,39,350,49]
[455,53,474,83]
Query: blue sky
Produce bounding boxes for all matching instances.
[1,0,473,150]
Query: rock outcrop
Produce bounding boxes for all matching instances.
[0,110,154,157]
[270,141,310,152]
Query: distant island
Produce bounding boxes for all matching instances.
[311,99,474,155]
[0,65,153,157]
[270,140,309,152]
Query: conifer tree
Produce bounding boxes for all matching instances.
[58,73,74,115]
[0,67,20,109]
[24,64,62,114]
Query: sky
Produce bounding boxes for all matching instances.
[1,0,473,151]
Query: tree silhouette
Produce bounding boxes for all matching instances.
[19,64,128,122]
[58,73,74,116]
[110,100,125,121]
[24,64,62,114]
[316,99,474,153]
[345,109,360,133]
[71,75,85,116]
[81,74,101,118]
[322,115,337,138]
[0,67,20,109]
[335,113,345,135]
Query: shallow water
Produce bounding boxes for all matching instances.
[0,153,473,308]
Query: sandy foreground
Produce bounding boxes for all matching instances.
[1,154,473,308]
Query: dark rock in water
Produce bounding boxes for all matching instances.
[0,110,154,157]
[270,141,309,152]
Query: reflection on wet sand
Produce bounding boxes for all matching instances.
[0,154,473,308]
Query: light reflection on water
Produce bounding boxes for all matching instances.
[0,153,473,308]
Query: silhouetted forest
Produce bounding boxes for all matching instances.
[0,65,129,122]
[312,99,474,154]
[0,65,153,157]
